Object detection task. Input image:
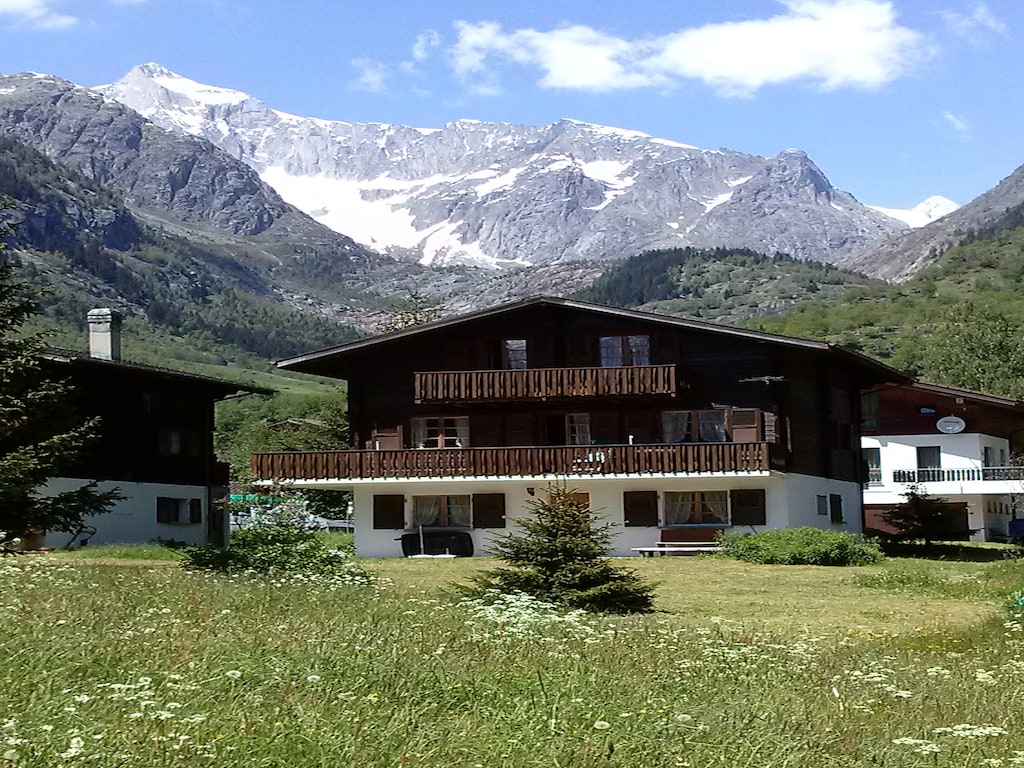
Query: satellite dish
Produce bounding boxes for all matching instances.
[936,416,966,434]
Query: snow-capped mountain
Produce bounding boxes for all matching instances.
[99,63,912,270]
[869,196,959,229]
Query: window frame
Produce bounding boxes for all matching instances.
[599,335,651,367]
[664,490,729,526]
[156,497,202,525]
[411,416,470,449]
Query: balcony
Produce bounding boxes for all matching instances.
[893,467,1024,484]
[252,441,784,482]
[413,365,678,403]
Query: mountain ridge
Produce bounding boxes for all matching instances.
[100,63,917,272]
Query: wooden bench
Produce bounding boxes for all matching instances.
[631,543,720,557]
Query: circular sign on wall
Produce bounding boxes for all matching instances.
[936,415,966,434]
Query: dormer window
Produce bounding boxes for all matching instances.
[600,335,650,367]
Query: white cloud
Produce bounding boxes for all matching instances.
[447,0,927,97]
[942,110,969,134]
[412,29,440,62]
[0,0,76,29]
[349,58,389,94]
[939,3,1007,41]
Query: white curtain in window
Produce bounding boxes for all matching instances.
[568,414,592,445]
[702,491,728,524]
[412,419,428,449]
[413,496,441,526]
[662,412,691,443]
[454,418,470,448]
[448,495,472,527]
[664,492,696,525]
[698,411,727,442]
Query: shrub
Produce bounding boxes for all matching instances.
[183,525,371,581]
[718,527,884,566]
[464,486,656,613]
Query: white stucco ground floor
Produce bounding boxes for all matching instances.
[278,472,866,558]
[36,478,228,550]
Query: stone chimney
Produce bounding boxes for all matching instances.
[86,308,122,361]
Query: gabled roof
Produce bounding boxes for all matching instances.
[894,379,1024,411]
[41,348,274,398]
[277,295,907,382]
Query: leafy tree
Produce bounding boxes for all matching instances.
[375,290,442,333]
[466,486,655,614]
[881,485,966,545]
[0,200,122,544]
[918,301,1024,398]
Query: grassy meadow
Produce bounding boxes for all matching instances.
[2,551,1024,767]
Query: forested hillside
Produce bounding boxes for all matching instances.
[752,227,1024,398]
[575,247,878,324]
[0,136,360,382]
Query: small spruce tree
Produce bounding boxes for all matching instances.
[882,484,965,545]
[467,486,655,614]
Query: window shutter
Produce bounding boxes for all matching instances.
[156,497,175,523]
[373,495,405,529]
[623,490,658,527]
[829,493,844,524]
[730,489,766,526]
[730,408,761,442]
[189,498,202,524]
[472,493,506,528]
[566,336,595,367]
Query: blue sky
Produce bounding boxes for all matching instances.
[0,0,1018,209]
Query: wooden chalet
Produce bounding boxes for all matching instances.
[36,309,271,549]
[862,380,1024,541]
[252,297,905,557]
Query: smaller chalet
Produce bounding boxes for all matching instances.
[253,297,905,557]
[37,309,271,549]
[862,381,1024,542]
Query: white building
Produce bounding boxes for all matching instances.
[861,381,1024,542]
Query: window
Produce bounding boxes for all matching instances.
[157,497,201,524]
[861,391,879,430]
[412,495,472,527]
[816,495,829,516]
[567,413,591,445]
[662,411,692,443]
[661,409,730,443]
[599,335,650,367]
[862,447,881,485]
[664,491,728,525]
[503,339,528,369]
[916,445,941,482]
[409,493,506,529]
[158,428,200,457]
[697,411,727,442]
[412,417,470,448]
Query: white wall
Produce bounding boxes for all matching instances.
[349,472,866,558]
[38,478,213,549]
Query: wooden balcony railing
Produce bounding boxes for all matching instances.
[252,442,784,482]
[414,365,678,403]
[893,466,1024,484]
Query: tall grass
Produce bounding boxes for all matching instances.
[1,555,1022,766]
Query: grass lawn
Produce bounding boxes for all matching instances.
[2,551,1023,767]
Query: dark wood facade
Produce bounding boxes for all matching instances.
[863,382,1024,446]
[255,298,901,483]
[44,353,266,488]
